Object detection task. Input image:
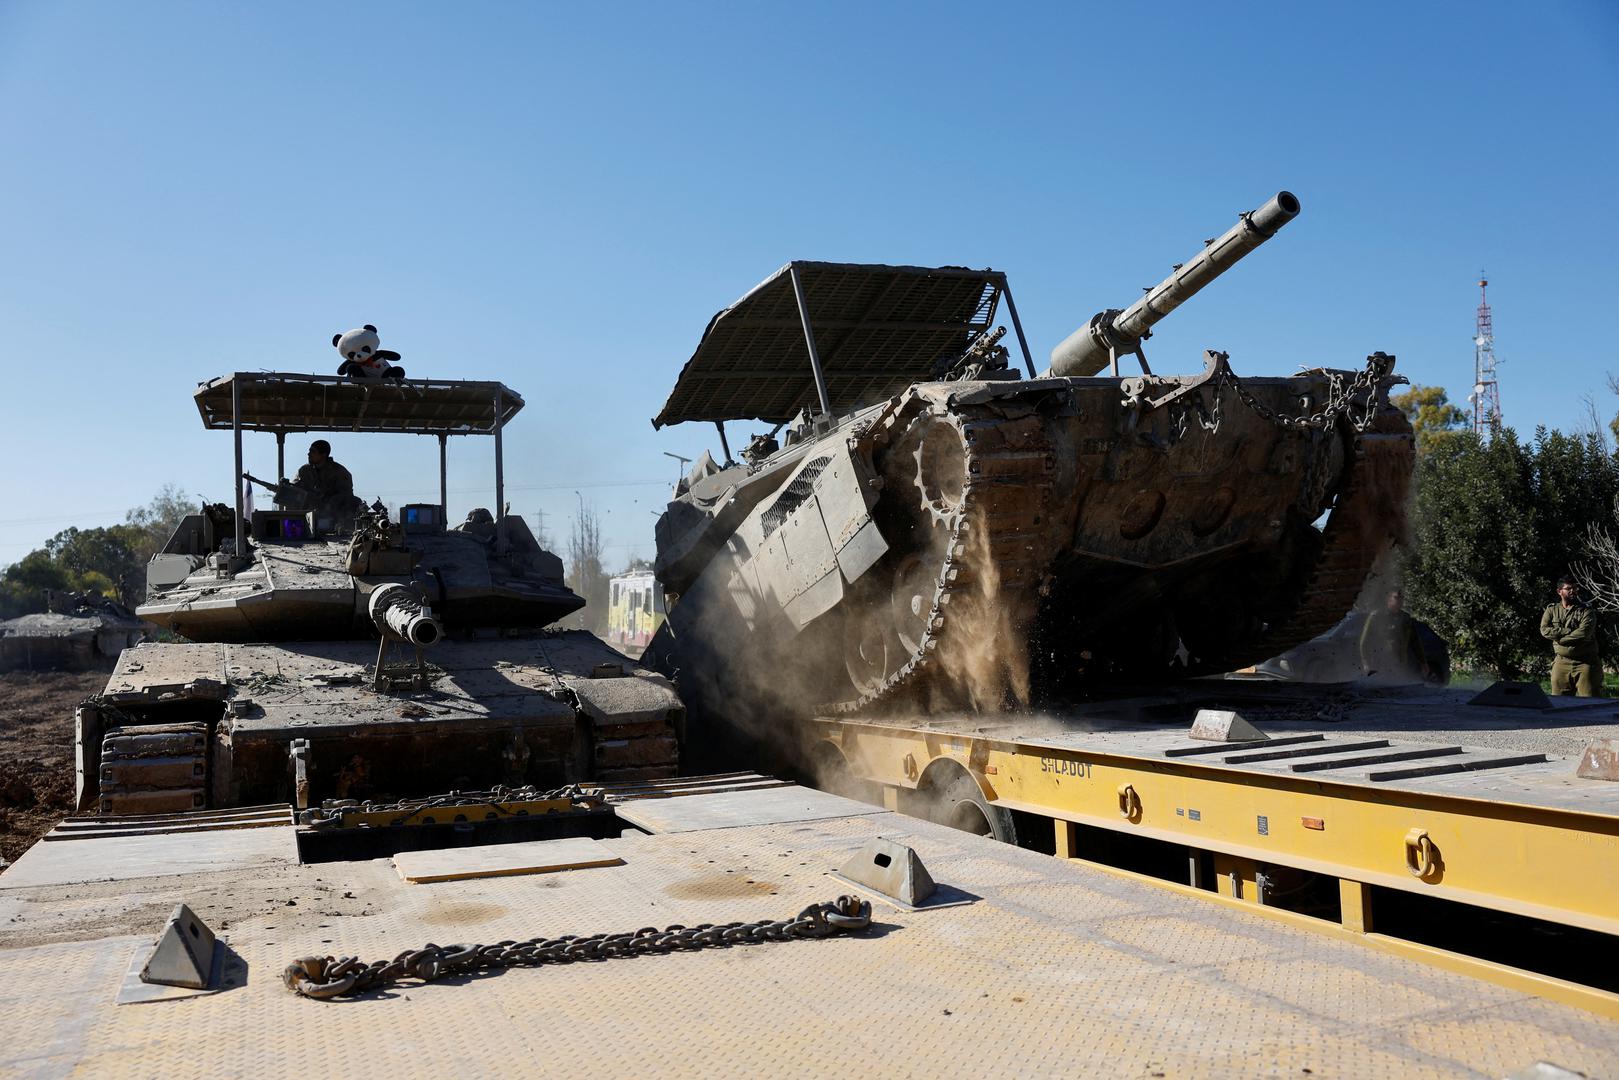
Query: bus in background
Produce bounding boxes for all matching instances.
[607,568,666,656]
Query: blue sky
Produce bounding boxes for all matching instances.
[2,1,1616,567]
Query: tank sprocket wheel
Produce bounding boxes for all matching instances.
[881,409,970,532]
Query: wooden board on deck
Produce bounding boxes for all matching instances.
[391,837,623,884]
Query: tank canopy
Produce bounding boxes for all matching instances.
[652,262,1016,429]
[194,373,524,435]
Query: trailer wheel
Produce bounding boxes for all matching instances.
[921,761,1018,846]
[807,741,879,806]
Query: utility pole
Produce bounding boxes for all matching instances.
[1468,274,1503,439]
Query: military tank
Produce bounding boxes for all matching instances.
[0,590,151,672]
[75,372,682,816]
[647,191,1414,745]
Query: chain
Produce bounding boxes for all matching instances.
[300,783,602,829]
[283,894,874,1000]
[1221,352,1395,434]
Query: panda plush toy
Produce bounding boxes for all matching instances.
[333,325,406,379]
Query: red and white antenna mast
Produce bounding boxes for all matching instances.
[1469,274,1502,438]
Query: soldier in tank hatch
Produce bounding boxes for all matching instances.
[277,440,360,523]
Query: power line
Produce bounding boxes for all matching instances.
[367,479,669,498]
[0,509,125,528]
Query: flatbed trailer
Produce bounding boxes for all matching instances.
[803,682,1619,1016]
[1,774,1616,1078]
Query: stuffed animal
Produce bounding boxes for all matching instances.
[332,324,406,379]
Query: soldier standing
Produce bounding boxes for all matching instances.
[1359,588,1425,682]
[1540,576,1603,697]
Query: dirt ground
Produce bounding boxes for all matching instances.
[0,670,104,864]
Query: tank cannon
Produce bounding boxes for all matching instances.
[1048,191,1301,377]
[367,583,443,648]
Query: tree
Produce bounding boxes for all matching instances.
[0,485,199,618]
[1403,426,1619,678]
[1402,430,1541,678]
[1391,384,1469,455]
[565,501,610,635]
[125,484,199,562]
[0,549,71,619]
[45,525,144,601]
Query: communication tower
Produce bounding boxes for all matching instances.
[1468,274,1502,438]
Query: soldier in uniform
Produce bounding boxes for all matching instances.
[1541,576,1602,697]
[280,440,357,522]
[1358,588,1425,682]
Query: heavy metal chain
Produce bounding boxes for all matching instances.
[300,783,602,829]
[283,894,874,1000]
[1220,352,1396,434]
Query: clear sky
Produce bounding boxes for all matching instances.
[2,1,1616,568]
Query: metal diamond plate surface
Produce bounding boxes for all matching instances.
[1,809,1616,1078]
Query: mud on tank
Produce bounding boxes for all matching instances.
[644,191,1414,761]
[76,373,683,816]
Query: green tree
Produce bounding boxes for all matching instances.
[44,525,144,599]
[1402,430,1542,678]
[0,549,71,619]
[0,485,199,618]
[125,484,199,562]
[1403,426,1619,678]
[1391,384,1469,454]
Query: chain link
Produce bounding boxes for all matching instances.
[283,894,874,1000]
[1221,352,1396,434]
[299,783,603,829]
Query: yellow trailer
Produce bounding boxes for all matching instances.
[804,687,1619,1015]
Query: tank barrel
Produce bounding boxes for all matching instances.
[1048,191,1301,377]
[368,583,443,647]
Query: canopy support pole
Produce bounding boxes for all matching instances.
[275,432,285,480]
[438,433,448,523]
[494,387,505,521]
[788,263,833,418]
[715,422,733,467]
[232,374,246,561]
[1001,283,1037,379]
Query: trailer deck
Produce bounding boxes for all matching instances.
[2,776,1616,1078]
[804,683,1619,1011]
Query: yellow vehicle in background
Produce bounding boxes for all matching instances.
[608,568,665,656]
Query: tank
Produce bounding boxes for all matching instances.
[0,590,152,672]
[646,191,1414,752]
[75,372,683,816]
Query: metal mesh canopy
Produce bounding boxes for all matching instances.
[194,373,524,436]
[651,262,1007,428]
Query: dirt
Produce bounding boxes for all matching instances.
[0,670,104,864]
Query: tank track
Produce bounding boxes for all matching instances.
[827,391,1063,713]
[96,721,209,816]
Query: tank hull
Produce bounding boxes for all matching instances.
[76,632,683,815]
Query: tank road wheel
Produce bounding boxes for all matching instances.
[843,610,893,697]
[889,551,935,655]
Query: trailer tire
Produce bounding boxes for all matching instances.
[922,762,1018,846]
